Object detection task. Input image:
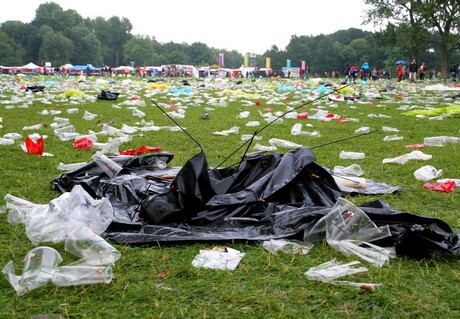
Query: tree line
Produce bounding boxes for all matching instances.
[0,1,458,78]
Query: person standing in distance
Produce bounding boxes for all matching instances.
[408,59,417,83]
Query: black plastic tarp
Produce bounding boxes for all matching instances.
[52,147,460,258]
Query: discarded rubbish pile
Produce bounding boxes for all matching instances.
[52,146,460,258]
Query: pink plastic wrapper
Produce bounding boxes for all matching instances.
[423,181,456,192]
[405,143,426,149]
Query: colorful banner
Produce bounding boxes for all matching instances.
[219,53,224,67]
[286,59,291,68]
[301,61,306,70]
[244,54,249,67]
[266,57,271,69]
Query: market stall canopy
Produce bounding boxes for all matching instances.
[19,62,41,70]
[67,65,101,71]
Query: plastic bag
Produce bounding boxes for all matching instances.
[192,247,245,271]
[423,181,456,192]
[304,198,393,267]
[97,90,120,100]
[73,137,94,150]
[414,165,443,182]
[25,136,44,155]
[304,259,368,282]
[262,239,313,255]
[119,145,162,156]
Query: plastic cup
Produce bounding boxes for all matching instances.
[52,265,113,286]
[19,247,62,291]
[65,226,120,266]
[92,151,122,179]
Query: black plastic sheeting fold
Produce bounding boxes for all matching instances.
[52,147,459,258]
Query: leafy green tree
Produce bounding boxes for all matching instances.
[187,42,211,66]
[32,2,82,32]
[37,25,73,66]
[0,21,41,63]
[285,35,311,68]
[223,50,244,69]
[364,0,460,79]
[263,45,287,72]
[123,36,155,66]
[90,16,133,66]
[66,25,102,65]
[0,31,25,65]
[165,51,188,65]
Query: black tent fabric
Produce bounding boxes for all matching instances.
[51,147,460,258]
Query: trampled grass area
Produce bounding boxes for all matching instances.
[0,75,459,318]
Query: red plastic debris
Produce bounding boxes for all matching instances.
[405,143,426,149]
[119,146,162,156]
[73,137,94,150]
[297,113,309,119]
[336,115,350,123]
[25,136,44,155]
[255,100,261,106]
[423,181,456,192]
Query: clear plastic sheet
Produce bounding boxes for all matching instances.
[304,198,394,267]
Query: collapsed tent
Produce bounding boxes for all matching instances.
[52,147,460,258]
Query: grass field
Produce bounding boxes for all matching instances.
[0,74,459,319]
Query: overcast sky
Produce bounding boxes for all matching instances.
[0,0,377,54]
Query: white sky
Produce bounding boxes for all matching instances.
[0,0,376,54]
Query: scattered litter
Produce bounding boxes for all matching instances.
[382,150,431,165]
[424,181,456,192]
[305,259,368,282]
[383,135,403,141]
[253,144,277,151]
[269,138,303,148]
[405,143,425,149]
[262,239,313,255]
[332,175,366,188]
[382,126,400,132]
[192,247,245,271]
[57,162,88,171]
[423,136,460,147]
[333,164,364,176]
[304,198,394,267]
[354,126,370,134]
[414,165,443,182]
[339,151,365,160]
[92,151,123,179]
[212,126,239,136]
[437,178,460,187]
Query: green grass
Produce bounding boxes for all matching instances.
[0,75,459,318]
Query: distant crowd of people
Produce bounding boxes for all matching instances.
[337,60,460,84]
